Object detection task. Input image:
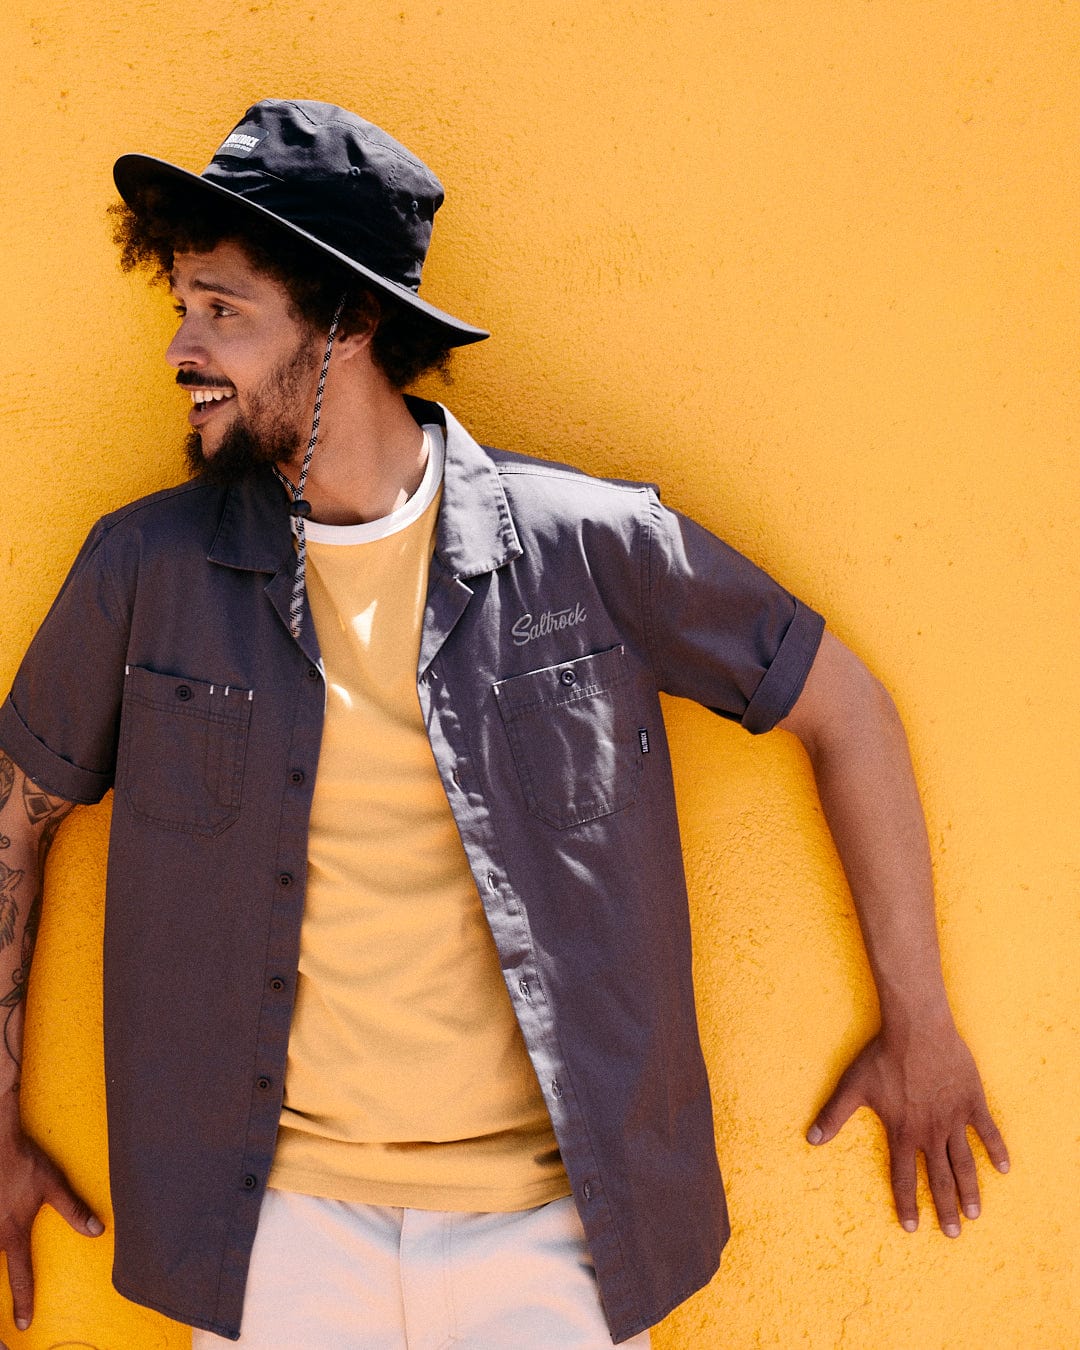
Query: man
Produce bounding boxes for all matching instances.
[0,99,1007,1346]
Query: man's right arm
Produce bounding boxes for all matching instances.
[0,749,103,1341]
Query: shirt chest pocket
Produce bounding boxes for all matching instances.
[493,645,642,830]
[117,666,252,837]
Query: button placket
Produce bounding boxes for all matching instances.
[234,645,322,1255]
[426,651,608,1257]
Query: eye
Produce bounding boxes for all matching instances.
[211,302,238,318]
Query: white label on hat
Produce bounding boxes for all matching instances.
[217,128,267,158]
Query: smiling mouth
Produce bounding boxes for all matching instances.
[189,389,236,406]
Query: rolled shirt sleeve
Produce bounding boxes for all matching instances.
[645,492,825,733]
[0,520,129,802]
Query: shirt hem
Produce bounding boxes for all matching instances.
[111,1274,240,1341]
[607,1236,726,1344]
[266,1165,573,1213]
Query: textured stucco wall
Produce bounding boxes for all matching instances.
[2,2,1078,1346]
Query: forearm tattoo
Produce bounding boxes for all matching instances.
[0,751,14,848]
[0,754,74,1084]
[0,860,24,950]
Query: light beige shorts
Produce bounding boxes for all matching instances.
[192,1188,651,1348]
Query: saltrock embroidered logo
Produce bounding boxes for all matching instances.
[511,603,587,647]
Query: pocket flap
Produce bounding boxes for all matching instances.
[494,645,629,718]
[124,666,253,724]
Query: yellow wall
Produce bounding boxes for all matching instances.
[3,2,1077,1346]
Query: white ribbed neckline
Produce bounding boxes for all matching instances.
[300,423,445,546]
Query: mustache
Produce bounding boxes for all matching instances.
[175,372,236,391]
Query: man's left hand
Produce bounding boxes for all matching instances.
[806,1021,1010,1235]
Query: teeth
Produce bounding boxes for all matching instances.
[189,389,236,405]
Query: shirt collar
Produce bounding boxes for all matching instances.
[206,395,522,578]
[427,398,522,579]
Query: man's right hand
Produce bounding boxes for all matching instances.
[0,1127,104,1340]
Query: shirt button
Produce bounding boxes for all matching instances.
[175,684,194,701]
[550,1078,562,1098]
[486,873,497,892]
[306,666,319,681]
[559,669,577,686]
[269,977,285,992]
[518,979,531,1000]
[583,1181,593,1201]
[278,872,293,888]
[256,1076,271,1091]
[242,1174,258,1191]
[289,770,305,785]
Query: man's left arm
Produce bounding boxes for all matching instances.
[777,629,1009,1235]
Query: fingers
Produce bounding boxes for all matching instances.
[925,1142,962,1237]
[891,1127,994,1236]
[892,1137,965,1236]
[4,1234,34,1332]
[42,1172,104,1238]
[887,1136,919,1232]
[971,1098,1010,1175]
[948,1130,981,1221]
[807,1071,864,1146]
[0,1140,104,1341]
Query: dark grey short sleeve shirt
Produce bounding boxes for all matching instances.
[0,400,823,1342]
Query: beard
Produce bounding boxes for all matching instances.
[182,339,318,487]
[184,420,303,486]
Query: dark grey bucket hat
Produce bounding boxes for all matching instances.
[113,98,488,346]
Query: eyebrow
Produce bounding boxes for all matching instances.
[169,274,254,300]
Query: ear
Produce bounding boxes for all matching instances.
[324,289,381,364]
[331,326,374,362]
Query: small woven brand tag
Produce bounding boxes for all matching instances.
[217,128,267,158]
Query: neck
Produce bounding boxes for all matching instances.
[280,376,428,527]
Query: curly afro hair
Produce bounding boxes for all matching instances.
[109,181,453,390]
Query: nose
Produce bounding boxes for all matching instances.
[166,314,207,369]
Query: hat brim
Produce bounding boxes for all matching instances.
[113,154,489,347]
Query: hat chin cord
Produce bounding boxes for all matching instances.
[274,293,347,640]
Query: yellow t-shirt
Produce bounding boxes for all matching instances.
[269,427,569,1211]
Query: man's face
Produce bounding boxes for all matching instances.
[167,241,320,482]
